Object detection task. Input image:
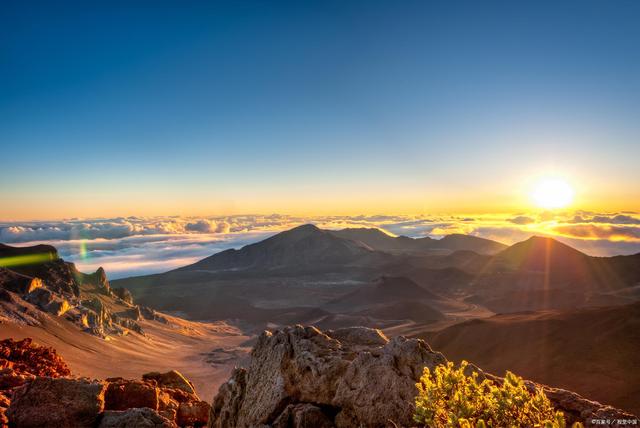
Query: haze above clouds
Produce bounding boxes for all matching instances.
[2,212,639,279]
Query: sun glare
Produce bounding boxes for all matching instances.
[530,177,574,209]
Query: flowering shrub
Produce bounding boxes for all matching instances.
[414,360,583,428]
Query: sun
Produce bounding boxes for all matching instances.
[530,177,574,209]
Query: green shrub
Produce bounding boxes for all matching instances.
[414,360,583,428]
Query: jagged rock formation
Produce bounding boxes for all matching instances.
[1,337,210,427]
[209,326,637,428]
[0,243,146,338]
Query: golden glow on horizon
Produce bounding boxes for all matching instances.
[530,177,575,210]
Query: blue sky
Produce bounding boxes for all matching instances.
[2,1,640,219]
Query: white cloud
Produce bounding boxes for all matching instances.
[2,211,639,279]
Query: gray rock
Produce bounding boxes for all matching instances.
[208,325,445,427]
[272,403,334,428]
[208,325,637,428]
[98,408,176,428]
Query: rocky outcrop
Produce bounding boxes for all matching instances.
[208,325,637,428]
[140,305,170,324]
[0,268,42,294]
[0,243,153,338]
[13,258,81,297]
[143,370,197,395]
[7,377,106,428]
[25,287,72,316]
[209,325,446,427]
[77,267,111,295]
[1,338,209,427]
[112,287,134,305]
[80,297,144,337]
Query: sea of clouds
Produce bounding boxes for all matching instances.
[1,212,639,279]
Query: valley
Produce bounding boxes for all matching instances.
[1,224,639,423]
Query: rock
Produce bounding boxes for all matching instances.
[78,267,111,295]
[7,377,105,428]
[210,368,247,428]
[142,370,196,395]
[47,297,71,316]
[140,306,169,324]
[98,408,176,428]
[0,289,14,303]
[118,305,141,321]
[26,288,71,316]
[140,305,156,320]
[272,403,334,428]
[0,338,71,378]
[104,378,159,411]
[0,368,34,389]
[209,325,441,427]
[116,317,144,334]
[82,297,113,334]
[208,325,636,428]
[177,400,210,427]
[14,259,80,297]
[540,385,637,426]
[0,268,43,294]
[326,326,389,347]
[112,287,134,305]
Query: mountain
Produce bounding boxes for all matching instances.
[330,228,507,255]
[179,224,387,272]
[461,236,640,312]
[491,235,588,271]
[423,301,640,415]
[323,276,445,323]
[116,228,640,323]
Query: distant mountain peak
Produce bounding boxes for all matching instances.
[507,235,586,256]
[290,223,321,232]
[332,228,506,255]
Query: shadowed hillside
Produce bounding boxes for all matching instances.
[424,301,640,415]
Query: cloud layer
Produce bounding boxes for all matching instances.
[2,211,639,279]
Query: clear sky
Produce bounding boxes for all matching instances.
[2,0,639,220]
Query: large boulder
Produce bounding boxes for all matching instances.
[208,325,637,428]
[209,325,445,427]
[112,287,134,305]
[25,287,72,316]
[78,267,111,295]
[98,407,176,428]
[7,377,105,427]
[104,378,159,411]
[177,400,211,427]
[143,370,196,395]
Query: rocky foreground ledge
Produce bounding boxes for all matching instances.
[209,325,636,428]
[0,338,209,427]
